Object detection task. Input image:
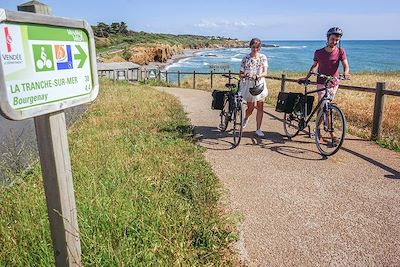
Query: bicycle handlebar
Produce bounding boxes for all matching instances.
[222,74,240,81]
[310,72,350,81]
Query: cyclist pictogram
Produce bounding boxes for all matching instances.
[32,45,54,72]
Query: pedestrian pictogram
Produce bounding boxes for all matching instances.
[148,68,157,79]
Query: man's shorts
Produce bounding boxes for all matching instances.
[317,84,339,100]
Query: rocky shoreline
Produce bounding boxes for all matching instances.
[98,42,280,72]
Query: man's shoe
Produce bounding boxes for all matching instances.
[255,129,265,137]
[331,137,339,147]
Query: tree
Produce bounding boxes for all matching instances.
[119,21,128,34]
[93,22,110,37]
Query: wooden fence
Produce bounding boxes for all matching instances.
[98,67,141,81]
[97,68,399,141]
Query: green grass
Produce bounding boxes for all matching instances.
[96,31,246,51]
[139,79,175,87]
[0,79,239,266]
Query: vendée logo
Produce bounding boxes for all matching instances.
[5,27,12,52]
[1,26,23,64]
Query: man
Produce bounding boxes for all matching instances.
[299,27,350,144]
[300,27,350,98]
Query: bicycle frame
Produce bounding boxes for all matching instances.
[295,77,335,131]
[218,73,244,147]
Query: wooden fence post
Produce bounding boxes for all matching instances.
[210,71,213,89]
[193,71,196,89]
[165,70,168,83]
[280,73,287,92]
[228,70,232,85]
[371,82,385,141]
[178,71,181,87]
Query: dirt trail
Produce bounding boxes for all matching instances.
[158,86,400,266]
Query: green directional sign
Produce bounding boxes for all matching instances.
[74,45,87,68]
[0,12,99,120]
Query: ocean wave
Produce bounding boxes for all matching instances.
[233,53,243,58]
[231,58,242,62]
[276,46,307,49]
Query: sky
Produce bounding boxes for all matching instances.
[1,0,399,40]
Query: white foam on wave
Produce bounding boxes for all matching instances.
[231,57,242,62]
[276,46,307,49]
[233,53,243,58]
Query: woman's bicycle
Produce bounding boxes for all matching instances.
[212,73,244,147]
[276,72,348,156]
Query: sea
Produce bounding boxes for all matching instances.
[165,40,400,81]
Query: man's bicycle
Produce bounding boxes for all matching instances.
[276,72,347,156]
[212,73,244,147]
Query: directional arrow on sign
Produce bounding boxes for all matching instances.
[74,45,87,68]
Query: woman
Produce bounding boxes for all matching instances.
[239,38,268,137]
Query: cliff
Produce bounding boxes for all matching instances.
[97,37,248,65]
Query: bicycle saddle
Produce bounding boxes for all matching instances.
[298,79,311,85]
[225,83,237,88]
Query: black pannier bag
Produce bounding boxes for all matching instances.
[295,95,314,116]
[276,92,314,115]
[211,90,227,110]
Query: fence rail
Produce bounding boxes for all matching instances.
[98,68,399,141]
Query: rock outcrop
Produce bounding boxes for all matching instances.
[98,39,248,65]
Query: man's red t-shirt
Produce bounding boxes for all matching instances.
[314,47,347,85]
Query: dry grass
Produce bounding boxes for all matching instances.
[178,72,400,150]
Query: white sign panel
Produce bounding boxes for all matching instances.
[0,9,99,120]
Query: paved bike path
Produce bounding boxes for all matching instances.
[157,86,400,266]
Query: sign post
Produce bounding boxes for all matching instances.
[0,8,98,266]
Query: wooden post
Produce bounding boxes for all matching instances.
[280,73,287,92]
[210,71,213,89]
[193,71,196,89]
[22,4,82,266]
[165,70,168,83]
[34,112,81,266]
[371,82,385,141]
[158,70,161,81]
[228,70,232,85]
[178,71,181,87]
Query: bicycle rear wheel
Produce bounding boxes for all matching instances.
[283,112,301,138]
[218,96,230,132]
[315,104,346,156]
[232,100,243,147]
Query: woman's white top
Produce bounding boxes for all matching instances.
[239,53,269,102]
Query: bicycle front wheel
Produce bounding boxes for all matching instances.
[232,100,243,147]
[218,96,230,132]
[283,112,301,138]
[315,104,346,156]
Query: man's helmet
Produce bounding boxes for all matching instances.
[327,27,343,37]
